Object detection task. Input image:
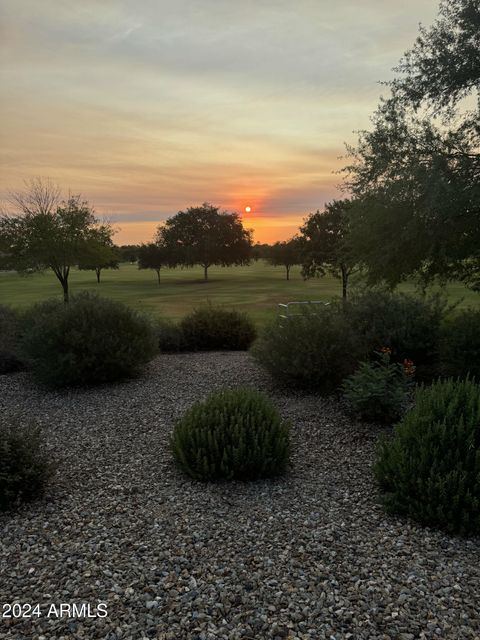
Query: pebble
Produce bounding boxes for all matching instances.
[1,352,479,639]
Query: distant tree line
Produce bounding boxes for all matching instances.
[0,180,366,301]
[0,179,118,302]
[2,1,477,308]
[131,199,358,298]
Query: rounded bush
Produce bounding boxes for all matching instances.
[157,318,187,353]
[252,303,364,392]
[344,291,446,380]
[0,419,52,511]
[180,305,256,351]
[0,304,22,374]
[342,352,412,424]
[171,388,290,481]
[20,292,158,387]
[440,309,480,379]
[375,378,480,535]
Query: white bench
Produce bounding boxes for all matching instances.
[278,300,330,321]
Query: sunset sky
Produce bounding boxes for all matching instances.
[0,0,439,244]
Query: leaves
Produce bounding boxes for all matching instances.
[345,0,480,289]
[375,378,480,535]
[171,389,290,481]
[158,203,252,278]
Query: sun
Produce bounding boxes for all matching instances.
[244,205,251,213]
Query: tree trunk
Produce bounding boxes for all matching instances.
[341,265,348,301]
[203,265,209,281]
[156,268,161,284]
[96,268,101,284]
[52,266,69,303]
[62,280,69,304]
[286,265,290,281]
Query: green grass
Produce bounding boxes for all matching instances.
[0,262,478,325]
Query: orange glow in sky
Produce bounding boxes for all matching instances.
[0,0,439,245]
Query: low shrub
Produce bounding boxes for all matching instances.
[180,305,256,351]
[0,305,22,374]
[0,419,52,511]
[375,378,480,535]
[171,388,290,481]
[342,351,413,424]
[439,309,480,379]
[344,291,447,380]
[157,318,187,352]
[252,303,365,392]
[20,292,158,387]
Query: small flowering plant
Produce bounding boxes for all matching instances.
[402,358,416,377]
[342,347,414,424]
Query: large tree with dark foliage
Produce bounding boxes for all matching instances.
[159,203,252,281]
[344,0,480,289]
[0,178,110,302]
[300,199,359,299]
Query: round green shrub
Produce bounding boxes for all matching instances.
[20,292,158,387]
[0,304,22,374]
[344,291,446,380]
[0,419,52,511]
[171,388,290,481]
[157,318,187,352]
[375,378,480,535]
[342,352,412,424]
[440,309,480,379]
[252,303,364,392]
[180,305,256,351]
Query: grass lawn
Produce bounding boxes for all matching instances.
[0,261,479,325]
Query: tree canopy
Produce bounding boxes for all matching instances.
[117,244,140,263]
[267,238,302,280]
[137,242,176,284]
[159,203,252,280]
[78,224,119,283]
[300,199,359,299]
[0,178,113,302]
[344,0,480,289]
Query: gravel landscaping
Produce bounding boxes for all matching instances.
[1,352,479,640]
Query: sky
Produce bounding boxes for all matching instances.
[0,0,439,244]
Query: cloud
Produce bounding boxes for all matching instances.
[0,0,440,242]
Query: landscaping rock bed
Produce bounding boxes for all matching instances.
[1,352,479,639]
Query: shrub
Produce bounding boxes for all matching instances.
[0,419,52,511]
[344,291,447,380]
[171,388,290,481]
[440,309,480,379]
[342,351,413,424]
[20,292,158,387]
[375,378,480,535]
[0,305,22,374]
[252,303,365,392]
[180,305,256,351]
[157,318,187,352]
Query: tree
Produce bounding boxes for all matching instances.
[300,199,359,300]
[252,243,271,262]
[117,244,140,263]
[138,242,175,284]
[159,203,252,281]
[78,224,119,283]
[0,179,108,303]
[344,0,480,289]
[267,238,302,280]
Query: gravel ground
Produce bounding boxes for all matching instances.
[1,352,479,640]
